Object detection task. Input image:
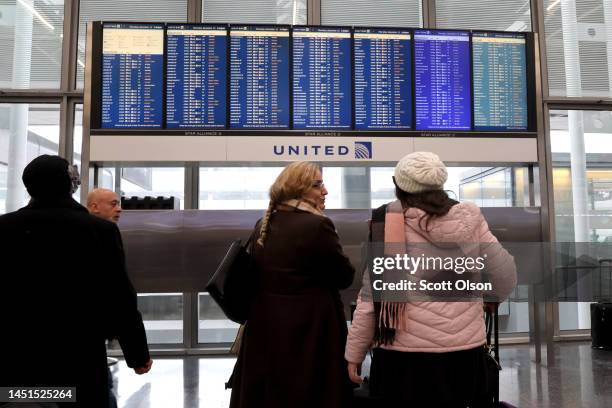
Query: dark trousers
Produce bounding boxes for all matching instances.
[368,347,491,408]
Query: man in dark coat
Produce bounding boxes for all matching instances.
[0,155,151,407]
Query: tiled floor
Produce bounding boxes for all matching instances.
[110,342,611,408]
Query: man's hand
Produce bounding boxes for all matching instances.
[347,362,363,384]
[133,359,153,375]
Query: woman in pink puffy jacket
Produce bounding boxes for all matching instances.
[345,152,517,407]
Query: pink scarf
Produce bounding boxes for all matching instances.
[380,200,409,333]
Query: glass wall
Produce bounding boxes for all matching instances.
[199,167,283,209]
[0,0,64,89]
[550,108,612,330]
[198,293,239,344]
[370,166,532,208]
[137,293,184,344]
[203,0,307,24]
[121,167,185,210]
[77,0,188,88]
[436,0,532,31]
[0,103,60,214]
[321,0,422,27]
[544,0,612,98]
[117,167,186,343]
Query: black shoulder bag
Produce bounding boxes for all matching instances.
[205,230,257,325]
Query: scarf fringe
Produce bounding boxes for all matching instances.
[373,200,408,346]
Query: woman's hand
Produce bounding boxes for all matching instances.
[347,361,363,384]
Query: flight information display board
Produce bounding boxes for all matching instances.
[101,23,164,128]
[354,28,412,130]
[414,30,471,131]
[472,32,528,131]
[229,25,290,129]
[166,25,227,128]
[292,26,352,129]
[92,22,534,134]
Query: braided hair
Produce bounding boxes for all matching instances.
[257,161,321,247]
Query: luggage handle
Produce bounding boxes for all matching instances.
[598,259,612,302]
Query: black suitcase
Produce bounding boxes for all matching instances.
[592,259,612,350]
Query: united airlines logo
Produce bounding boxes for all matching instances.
[271,141,373,159]
[354,141,372,159]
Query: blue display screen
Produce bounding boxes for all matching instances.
[292,27,352,129]
[354,28,412,130]
[101,23,164,128]
[166,25,227,128]
[229,26,290,129]
[473,32,528,131]
[414,30,471,131]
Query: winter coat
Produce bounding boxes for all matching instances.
[230,208,355,408]
[345,201,517,363]
[0,198,150,408]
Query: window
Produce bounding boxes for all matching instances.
[203,0,307,24]
[436,0,532,31]
[322,0,422,27]
[550,109,612,330]
[120,167,185,209]
[199,167,283,209]
[198,293,239,344]
[77,0,188,88]
[544,0,612,97]
[371,166,530,208]
[458,168,515,207]
[320,167,343,209]
[0,0,64,89]
[137,293,184,344]
[0,103,60,214]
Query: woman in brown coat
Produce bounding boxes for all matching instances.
[230,161,356,408]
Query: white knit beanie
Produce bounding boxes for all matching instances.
[394,152,448,193]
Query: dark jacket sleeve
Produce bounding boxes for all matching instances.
[102,223,151,368]
[314,217,356,289]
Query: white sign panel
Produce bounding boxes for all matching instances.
[226,137,414,162]
[89,135,537,163]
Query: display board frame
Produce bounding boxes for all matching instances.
[88,21,537,138]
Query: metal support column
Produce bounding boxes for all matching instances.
[308,0,321,25]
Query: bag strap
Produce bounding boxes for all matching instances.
[244,220,262,252]
[370,204,387,243]
[485,307,501,366]
[370,204,396,345]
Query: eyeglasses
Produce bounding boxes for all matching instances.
[312,180,325,189]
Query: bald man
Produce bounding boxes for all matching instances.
[88,188,122,223]
[87,188,151,408]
